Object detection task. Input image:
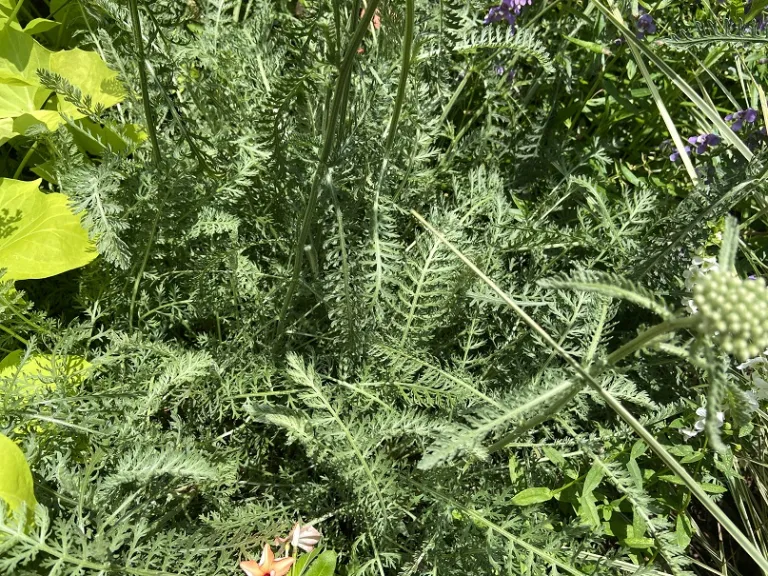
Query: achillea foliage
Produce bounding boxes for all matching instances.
[3,1,768,576]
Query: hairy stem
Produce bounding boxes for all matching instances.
[275,0,382,342]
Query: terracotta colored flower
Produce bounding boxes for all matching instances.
[359,7,382,30]
[240,544,294,576]
[276,522,323,553]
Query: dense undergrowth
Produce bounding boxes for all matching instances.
[3,0,768,575]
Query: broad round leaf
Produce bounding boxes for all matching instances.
[0,433,36,524]
[0,178,96,281]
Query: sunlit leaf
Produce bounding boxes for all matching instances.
[511,487,553,506]
[0,432,37,526]
[0,178,96,281]
[302,550,337,576]
[0,350,92,393]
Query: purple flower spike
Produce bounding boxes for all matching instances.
[745,108,759,123]
[733,119,744,132]
[705,133,721,146]
[484,5,513,25]
[484,0,532,27]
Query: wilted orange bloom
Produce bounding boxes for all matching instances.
[240,544,294,576]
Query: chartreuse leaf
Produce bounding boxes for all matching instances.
[21,18,60,35]
[0,26,123,144]
[511,487,553,506]
[0,178,96,281]
[0,433,37,526]
[623,537,654,549]
[0,351,90,437]
[68,118,147,156]
[0,350,91,393]
[0,26,49,85]
[48,48,124,112]
[0,0,58,33]
[302,550,337,576]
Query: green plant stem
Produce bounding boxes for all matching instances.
[128,211,159,332]
[602,316,699,369]
[0,521,176,576]
[127,0,166,332]
[127,0,162,165]
[0,293,48,334]
[275,0,382,342]
[13,141,38,179]
[593,385,768,572]
[0,323,28,345]
[369,0,414,304]
[7,0,25,22]
[411,209,768,573]
[415,484,587,576]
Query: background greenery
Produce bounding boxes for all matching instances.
[3,0,768,575]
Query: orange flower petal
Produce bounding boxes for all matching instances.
[259,544,275,568]
[240,561,267,576]
[271,557,295,576]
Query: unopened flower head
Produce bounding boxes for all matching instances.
[683,256,719,312]
[276,523,322,553]
[694,271,768,361]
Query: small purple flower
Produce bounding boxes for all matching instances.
[636,13,657,36]
[689,133,721,154]
[484,5,515,25]
[670,146,690,162]
[669,133,720,162]
[484,0,533,28]
[493,65,516,83]
[726,108,759,131]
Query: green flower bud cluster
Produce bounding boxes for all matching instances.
[694,271,768,361]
